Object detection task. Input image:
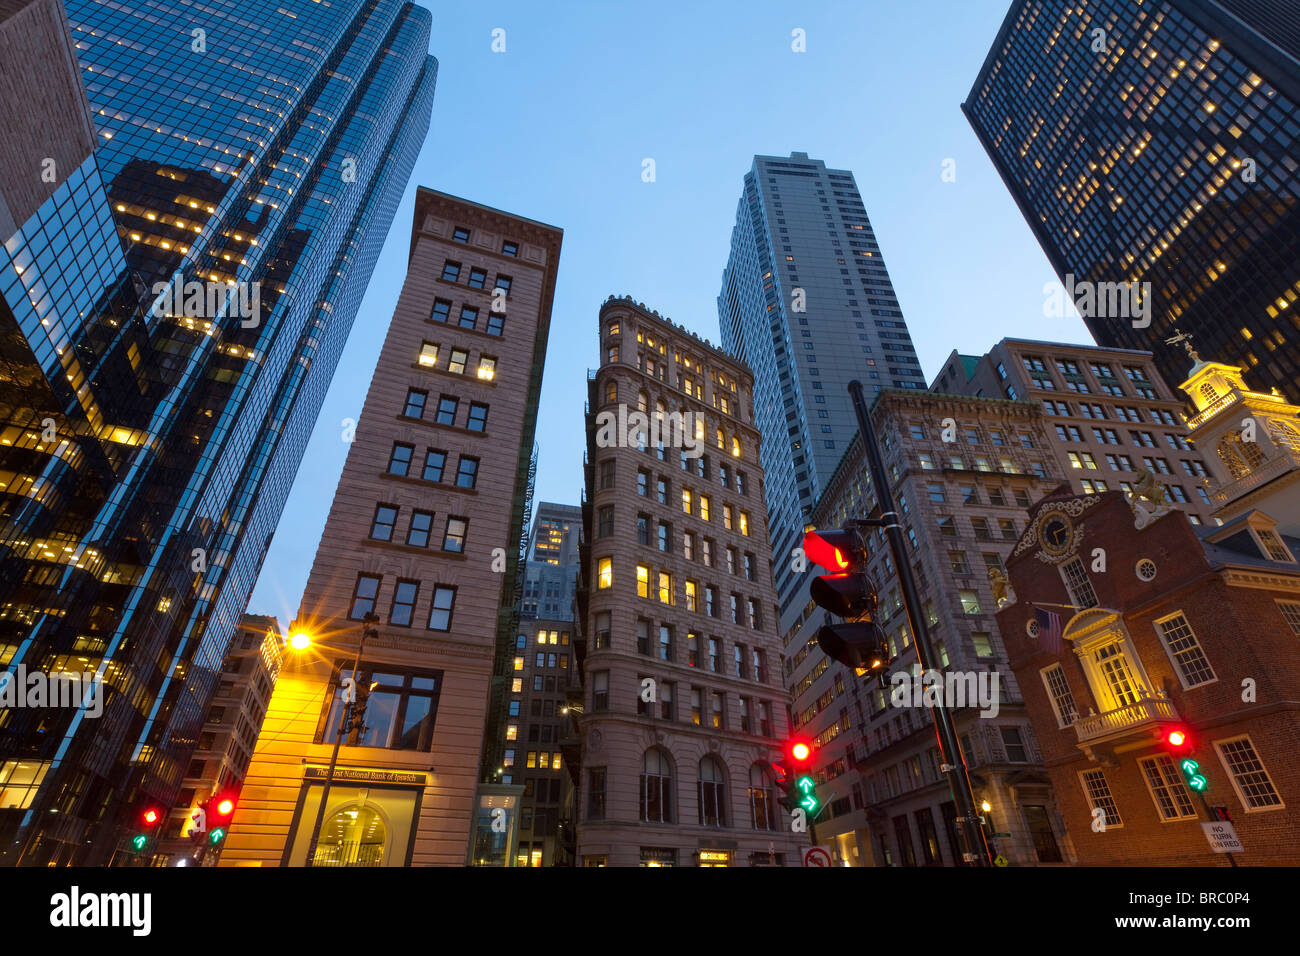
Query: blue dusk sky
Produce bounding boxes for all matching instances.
[247,0,1092,623]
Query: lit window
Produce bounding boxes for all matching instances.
[419,342,439,367]
[636,565,650,599]
[598,557,613,589]
[477,356,496,381]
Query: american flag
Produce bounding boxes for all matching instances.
[1034,606,1065,655]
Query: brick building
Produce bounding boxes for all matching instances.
[570,296,804,867]
[785,389,1074,866]
[221,189,561,866]
[994,349,1300,865]
[933,339,1218,526]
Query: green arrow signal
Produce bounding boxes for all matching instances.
[800,795,819,812]
[796,776,815,794]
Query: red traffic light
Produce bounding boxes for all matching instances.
[213,796,236,818]
[788,739,814,766]
[1166,729,1187,747]
[803,529,858,573]
[791,742,811,762]
[141,808,161,826]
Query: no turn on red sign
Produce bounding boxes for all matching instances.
[1202,821,1244,853]
[803,847,832,867]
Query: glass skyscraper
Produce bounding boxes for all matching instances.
[717,152,922,623]
[0,0,435,865]
[965,0,1300,401]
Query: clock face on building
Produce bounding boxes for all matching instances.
[1037,509,1075,558]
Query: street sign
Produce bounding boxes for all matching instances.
[803,847,832,868]
[993,832,1011,838]
[993,854,1008,867]
[1201,821,1243,854]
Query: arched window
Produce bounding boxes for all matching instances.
[1217,439,1249,479]
[640,749,673,823]
[313,805,386,867]
[1199,382,1218,406]
[1240,434,1266,468]
[605,381,617,404]
[637,391,648,413]
[731,436,742,459]
[655,400,667,424]
[698,756,727,827]
[715,428,725,450]
[1268,419,1300,452]
[748,763,775,831]
[607,320,620,337]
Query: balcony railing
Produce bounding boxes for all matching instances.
[1073,693,1178,744]
[1211,452,1295,503]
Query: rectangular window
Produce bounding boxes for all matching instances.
[1041,664,1078,728]
[388,443,414,476]
[458,305,478,329]
[658,625,673,662]
[390,580,420,627]
[587,769,606,819]
[597,506,614,538]
[407,510,434,548]
[448,348,468,375]
[597,557,612,589]
[419,341,439,367]
[1000,726,1027,762]
[322,665,442,751]
[443,517,468,553]
[486,313,505,336]
[350,574,381,619]
[1154,612,1216,688]
[403,389,427,418]
[441,261,461,282]
[476,356,496,381]
[421,449,448,483]
[456,457,480,489]
[467,403,489,432]
[435,395,458,426]
[959,590,981,614]
[1277,600,1300,635]
[599,460,616,489]
[428,586,456,631]
[1080,769,1123,828]
[658,571,673,605]
[370,505,398,541]
[494,275,512,295]
[1215,736,1283,810]
[636,565,650,599]
[431,298,451,322]
[1061,558,1098,609]
[1138,755,1198,820]
[592,672,609,712]
[502,240,518,257]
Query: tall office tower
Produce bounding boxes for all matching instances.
[785,391,1073,867]
[932,339,1220,526]
[571,296,804,867]
[718,152,922,629]
[0,0,435,866]
[156,614,283,866]
[221,189,562,868]
[502,506,581,866]
[964,0,1300,403]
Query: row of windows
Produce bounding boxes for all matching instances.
[349,575,456,631]
[916,451,1041,476]
[628,470,752,532]
[449,225,519,259]
[1041,398,1179,425]
[440,258,513,294]
[401,389,489,431]
[594,453,749,500]
[387,442,478,486]
[369,504,468,553]
[595,558,767,628]
[429,297,506,336]
[585,753,782,830]
[416,339,497,380]
[614,509,759,576]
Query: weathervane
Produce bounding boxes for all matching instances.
[1164,328,1201,363]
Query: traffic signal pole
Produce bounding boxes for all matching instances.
[848,380,993,867]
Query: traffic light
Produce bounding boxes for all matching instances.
[777,738,820,816]
[1210,805,1232,822]
[803,527,891,675]
[132,805,163,853]
[1165,727,1208,792]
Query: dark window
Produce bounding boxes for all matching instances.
[428,586,456,631]
[587,769,606,820]
[486,313,505,336]
[441,261,461,282]
[502,240,518,257]
[370,504,398,541]
[599,460,615,489]
[423,448,447,481]
[388,443,413,476]
[452,226,470,243]
[456,457,479,489]
[407,511,434,548]
[468,268,487,289]
[403,389,427,418]
[322,665,442,751]
[467,403,489,432]
[431,298,451,323]
[436,395,458,426]
[350,574,381,619]
[390,580,420,627]
[597,506,614,537]
[459,306,478,330]
[494,275,512,294]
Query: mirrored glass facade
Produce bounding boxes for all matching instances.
[965,0,1300,400]
[0,0,436,865]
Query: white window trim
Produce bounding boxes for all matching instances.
[1039,663,1077,729]
[1249,525,1296,563]
[1136,754,1199,823]
[1213,734,1285,814]
[1152,610,1218,691]
[1077,768,1124,830]
[1072,621,1157,715]
[1275,598,1300,636]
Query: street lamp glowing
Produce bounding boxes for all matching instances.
[980,800,992,813]
[289,631,312,651]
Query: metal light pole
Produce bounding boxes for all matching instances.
[303,611,378,867]
[848,381,993,867]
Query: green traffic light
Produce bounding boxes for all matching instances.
[1180,758,1208,792]
[131,834,147,851]
[795,775,819,813]
[209,826,226,845]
